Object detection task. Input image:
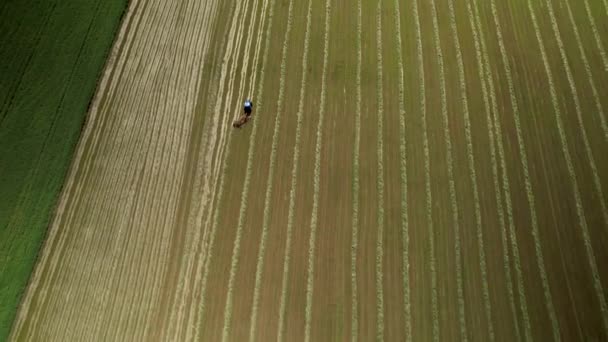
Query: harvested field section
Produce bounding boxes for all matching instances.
[7,0,608,340]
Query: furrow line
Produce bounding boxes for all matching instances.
[441,0,495,338]
[463,0,521,339]
[276,1,313,340]
[390,0,411,338]
[487,0,561,338]
[412,0,439,339]
[561,0,608,142]
[487,0,560,339]
[544,0,608,227]
[351,0,362,339]
[428,0,468,338]
[219,0,279,337]
[248,0,294,339]
[471,1,532,339]
[304,0,331,340]
[375,2,385,340]
[581,0,608,71]
[534,0,608,332]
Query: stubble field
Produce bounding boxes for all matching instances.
[9,0,608,340]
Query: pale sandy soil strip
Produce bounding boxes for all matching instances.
[412,0,439,339]
[375,2,385,340]
[247,0,294,339]
[303,0,331,340]
[439,0,496,339]
[390,0,411,340]
[580,0,608,71]
[276,1,313,340]
[531,0,608,333]
[196,0,273,337]
[427,0,468,338]
[486,0,561,339]
[462,0,521,339]
[220,0,279,337]
[560,0,608,142]
[351,0,362,339]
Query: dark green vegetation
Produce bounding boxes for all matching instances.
[0,0,127,339]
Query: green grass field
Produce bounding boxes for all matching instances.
[0,0,127,339]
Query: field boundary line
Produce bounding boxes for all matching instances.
[303,0,331,339]
[391,0,411,339]
[276,1,313,340]
[247,0,294,339]
[440,0,495,338]
[488,0,561,338]
[560,0,608,142]
[220,0,278,336]
[412,0,439,339]
[463,0,521,339]
[375,2,385,340]
[350,0,362,338]
[535,0,608,332]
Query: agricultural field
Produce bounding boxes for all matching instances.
[0,0,127,340]
[6,0,608,340]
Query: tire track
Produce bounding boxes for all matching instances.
[351,0,362,339]
[560,0,608,142]
[486,0,560,339]
[412,0,439,339]
[530,0,608,333]
[463,0,522,339]
[375,2,385,340]
[276,1,313,340]
[219,0,279,337]
[439,0,495,339]
[303,0,331,339]
[247,0,294,339]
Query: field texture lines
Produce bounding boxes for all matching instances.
[411,0,439,339]
[428,0,468,338]
[303,0,331,339]
[6,0,608,340]
[219,0,277,336]
[438,0,495,339]
[462,0,521,339]
[559,0,608,143]
[374,2,386,340]
[390,0,411,339]
[276,1,313,340]
[247,0,294,339]
[350,0,362,339]
[526,0,608,334]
